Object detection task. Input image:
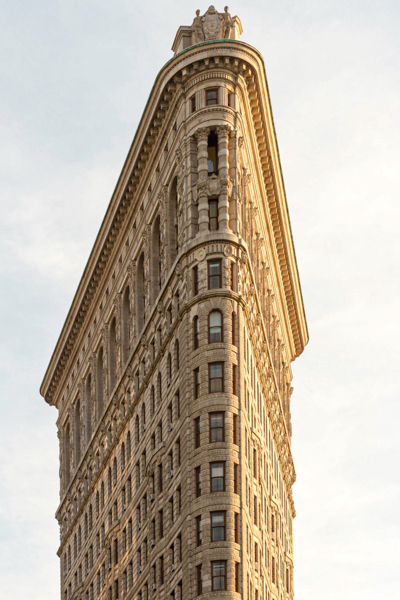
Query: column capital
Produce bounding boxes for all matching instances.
[216,124,231,138]
[194,127,210,141]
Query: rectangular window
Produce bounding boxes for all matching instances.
[193,265,199,296]
[160,555,164,585]
[193,317,199,349]
[209,412,224,442]
[195,466,202,497]
[159,509,164,538]
[209,362,224,393]
[211,560,226,591]
[206,88,218,106]
[234,463,239,494]
[235,562,240,593]
[191,95,196,113]
[232,311,237,346]
[210,462,225,492]
[208,259,221,289]
[194,417,201,449]
[230,261,236,291]
[233,414,238,445]
[196,515,202,546]
[232,364,237,395]
[228,92,234,108]
[194,368,200,399]
[211,511,226,541]
[209,199,219,231]
[234,512,239,543]
[196,564,203,595]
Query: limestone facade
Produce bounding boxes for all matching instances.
[40,8,308,600]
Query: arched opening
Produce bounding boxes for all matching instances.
[122,286,130,365]
[85,374,92,444]
[65,422,71,487]
[74,400,81,466]
[136,253,145,333]
[169,177,178,266]
[96,348,104,421]
[151,216,161,303]
[109,317,117,392]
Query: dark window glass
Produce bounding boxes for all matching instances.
[232,311,236,345]
[206,88,218,106]
[234,512,239,543]
[209,199,219,230]
[211,512,225,541]
[196,564,203,595]
[191,95,196,112]
[233,414,238,445]
[209,363,223,393]
[207,131,218,174]
[194,316,199,349]
[208,311,222,343]
[193,266,199,295]
[194,368,200,399]
[234,463,239,494]
[211,560,226,590]
[210,412,224,442]
[195,466,201,497]
[235,562,240,592]
[196,516,202,546]
[233,364,237,395]
[208,260,221,289]
[195,417,201,449]
[210,462,225,492]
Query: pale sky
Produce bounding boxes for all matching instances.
[0,1,399,598]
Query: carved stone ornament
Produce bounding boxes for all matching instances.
[191,9,205,44]
[202,5,223,40]
[167,286,173,299]
[224,245,233,257]
[157,301,163,313]
[195,247,206,262]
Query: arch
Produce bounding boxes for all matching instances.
[64,422,71,487]
[151,215,162,303]
[96,347,104,420]
[122,286,131,365]
[168,177,178,266]
[85,374,92,444]
[209,310,222,343]
[136,253,145,333]
[74,400,81,466]
[109,317,117,392]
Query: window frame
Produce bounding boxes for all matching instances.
[207,259,222,289]
[209,412,225,443]
[196,564,203,595]
[194,416,201,449]
[234,463,239,494]
[193,265,199,296]
[209,362,224,394]
[191,94,196,113]
[210,461,226,492]
[210,511,226,542]
[206,87,219,106]
[196,515,202,546]
[195,466,202,497]
[193,316,200,350]
[194,368,200,399]
[211,560,227,591]
[208,310,223,344]
[208,199,219,231]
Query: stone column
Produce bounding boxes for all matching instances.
[217,124,231,232]
[195,128,210,235]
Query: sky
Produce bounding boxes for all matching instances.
[0,0,399,598]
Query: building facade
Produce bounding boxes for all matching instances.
[41,7,308,600]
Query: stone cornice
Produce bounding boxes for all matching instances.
[40,39,308,407]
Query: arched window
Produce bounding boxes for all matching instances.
[74,400,81,466]
[96,348,104,421]
[209,311,222,343]
[121,442,126,472]
[232,312,237,347]
[64,422,71,487]
[193,316,199,350]
[174,339,180,371]
[151,215,162,302]
[122,286,131,365]
[167,353,172,379]
[136,253,145,333]
[169,177,178,266]
[85,374,92,444]
[109,317,117,392]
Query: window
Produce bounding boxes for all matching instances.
[194,417,201,449]
[211,560,226,591]
[193,265,199,295]
[209,412,224,442]
[191,95,196,113]
[231,311,237,345]
[235,562,240,593]
[233,414,238,445]
[207,131,218,174]
[235,512,239,543]
[196,515,202,546]
[208,259,221,289]
[234,463,239,494]
[209,362,223,393]
[206,88,218,106]
[210,462,225,492]
[194,368,200,399]
[232,364,237,395]
[160,555,164,585]
[159,509,164,538]
[211,511,226,541]
[208,311,222,343]
[193,316,199,349]
[230,261,236,292]
[196,565,203,595]
[209,199,219,231]
[195,466,201,497]
[228,92,234,108]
